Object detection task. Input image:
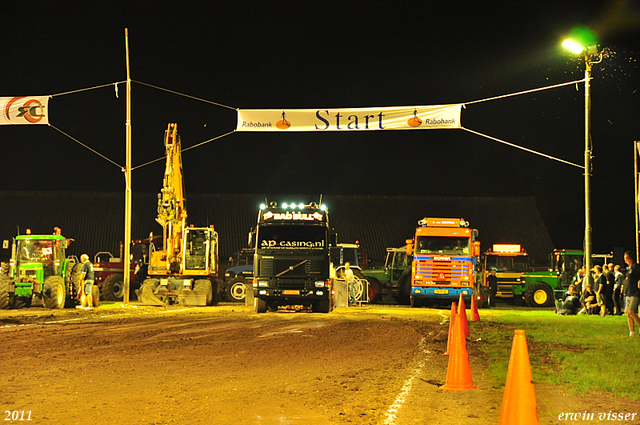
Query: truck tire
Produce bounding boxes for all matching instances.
[254,297,267,313]
[366,277,383,304]
[225,278,247,302]
[524,283,554,308]
[314,297,332,313]
[410,296,422,308]
[102,274,125,301]
[194,279,213,305]
[43,276,66,309]
[0,275,11,309]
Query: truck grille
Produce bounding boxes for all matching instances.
[414,259,472,285]
[258,259,324,278]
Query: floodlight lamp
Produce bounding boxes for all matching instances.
[259,203,266,210]
[562,38,585,54]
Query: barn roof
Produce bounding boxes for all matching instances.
[0,191,554,265]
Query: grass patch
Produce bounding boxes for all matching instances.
[472,309,640,399]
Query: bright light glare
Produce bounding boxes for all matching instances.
[298,203,304,209]
[320,204,326,211]
[259,203,266,209]
[282,203,288,208]
[562,38,585,54]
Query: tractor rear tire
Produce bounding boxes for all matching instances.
[102,274,125,301]
[43,276,66,309]
[524,283,555,308]
[193,279,213,305]
[0,274,11,309]
[65,263,83,308]
[394,275,411,305]
[225,278,247,302]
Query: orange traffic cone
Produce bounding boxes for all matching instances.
[443,302,457,356]
[498,330,539,425]
[470,294,481,322]
[458,293,470,338]
[440,301,477,391]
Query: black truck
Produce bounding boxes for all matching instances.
[250,201,335,313]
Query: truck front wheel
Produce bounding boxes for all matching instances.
[524,283,554,308]
[254,297,267,313]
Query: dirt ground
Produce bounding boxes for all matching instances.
[1,304,639,425]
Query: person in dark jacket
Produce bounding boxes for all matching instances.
[624,251,640,336]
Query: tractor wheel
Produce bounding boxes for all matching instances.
[91,285,100,307]
[254,297,267,313]
[394,275,411,305]
[0,274,11,309]
[102,274,125,301]
[43,276,66,309]
[193,279,213,305]
[365,277,383,304]
[352,277,365,302]
[524,283,555,308]
[225,278,247,302]
[65,263,83,308]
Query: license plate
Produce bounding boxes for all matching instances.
[434,289,449,294]
[283,290,300,295]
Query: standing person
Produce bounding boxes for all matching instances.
[79,254,94,310]
[603,263,615,315]
[624,251,640,336]
[593,265,607,316]
[613,264,624,315]
[487,269,498,308]
[344,262,356,307]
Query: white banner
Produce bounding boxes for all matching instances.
[0,96,50,125]
[237,104,461,132]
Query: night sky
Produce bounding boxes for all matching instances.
[2,0,640,255]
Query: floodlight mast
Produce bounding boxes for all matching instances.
[562,38,601,287]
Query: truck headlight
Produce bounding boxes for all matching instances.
[316,290,323,296]
[258,290,267,295]
[258,280,268,287]
[315,281,325,288]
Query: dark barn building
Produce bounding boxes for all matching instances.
[0,191,555,268]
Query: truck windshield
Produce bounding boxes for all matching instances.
[258,226,326,250]
[415,236,469,255]
[485,255,529,272]
[17,239,55,263]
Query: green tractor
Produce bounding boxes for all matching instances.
[361,247,413,305]
[0,230,86,309]
[518,249,611,308]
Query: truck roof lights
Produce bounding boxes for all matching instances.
[493,244,522,253]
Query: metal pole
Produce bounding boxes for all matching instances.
[635,141,639,261]
[584,57,592,282]
[123,28,132,304]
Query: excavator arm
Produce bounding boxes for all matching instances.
[151,123,187,274]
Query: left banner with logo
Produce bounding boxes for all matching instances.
[236,104,461,132]
[0,96,50,125]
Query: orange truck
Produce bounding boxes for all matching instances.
[406,217,486,307]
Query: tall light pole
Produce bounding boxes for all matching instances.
[562,37,602,283]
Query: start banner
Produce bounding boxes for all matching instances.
[236,104,461,132]
[0,96,50,125]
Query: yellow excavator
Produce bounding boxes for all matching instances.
[136,123,219,306]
